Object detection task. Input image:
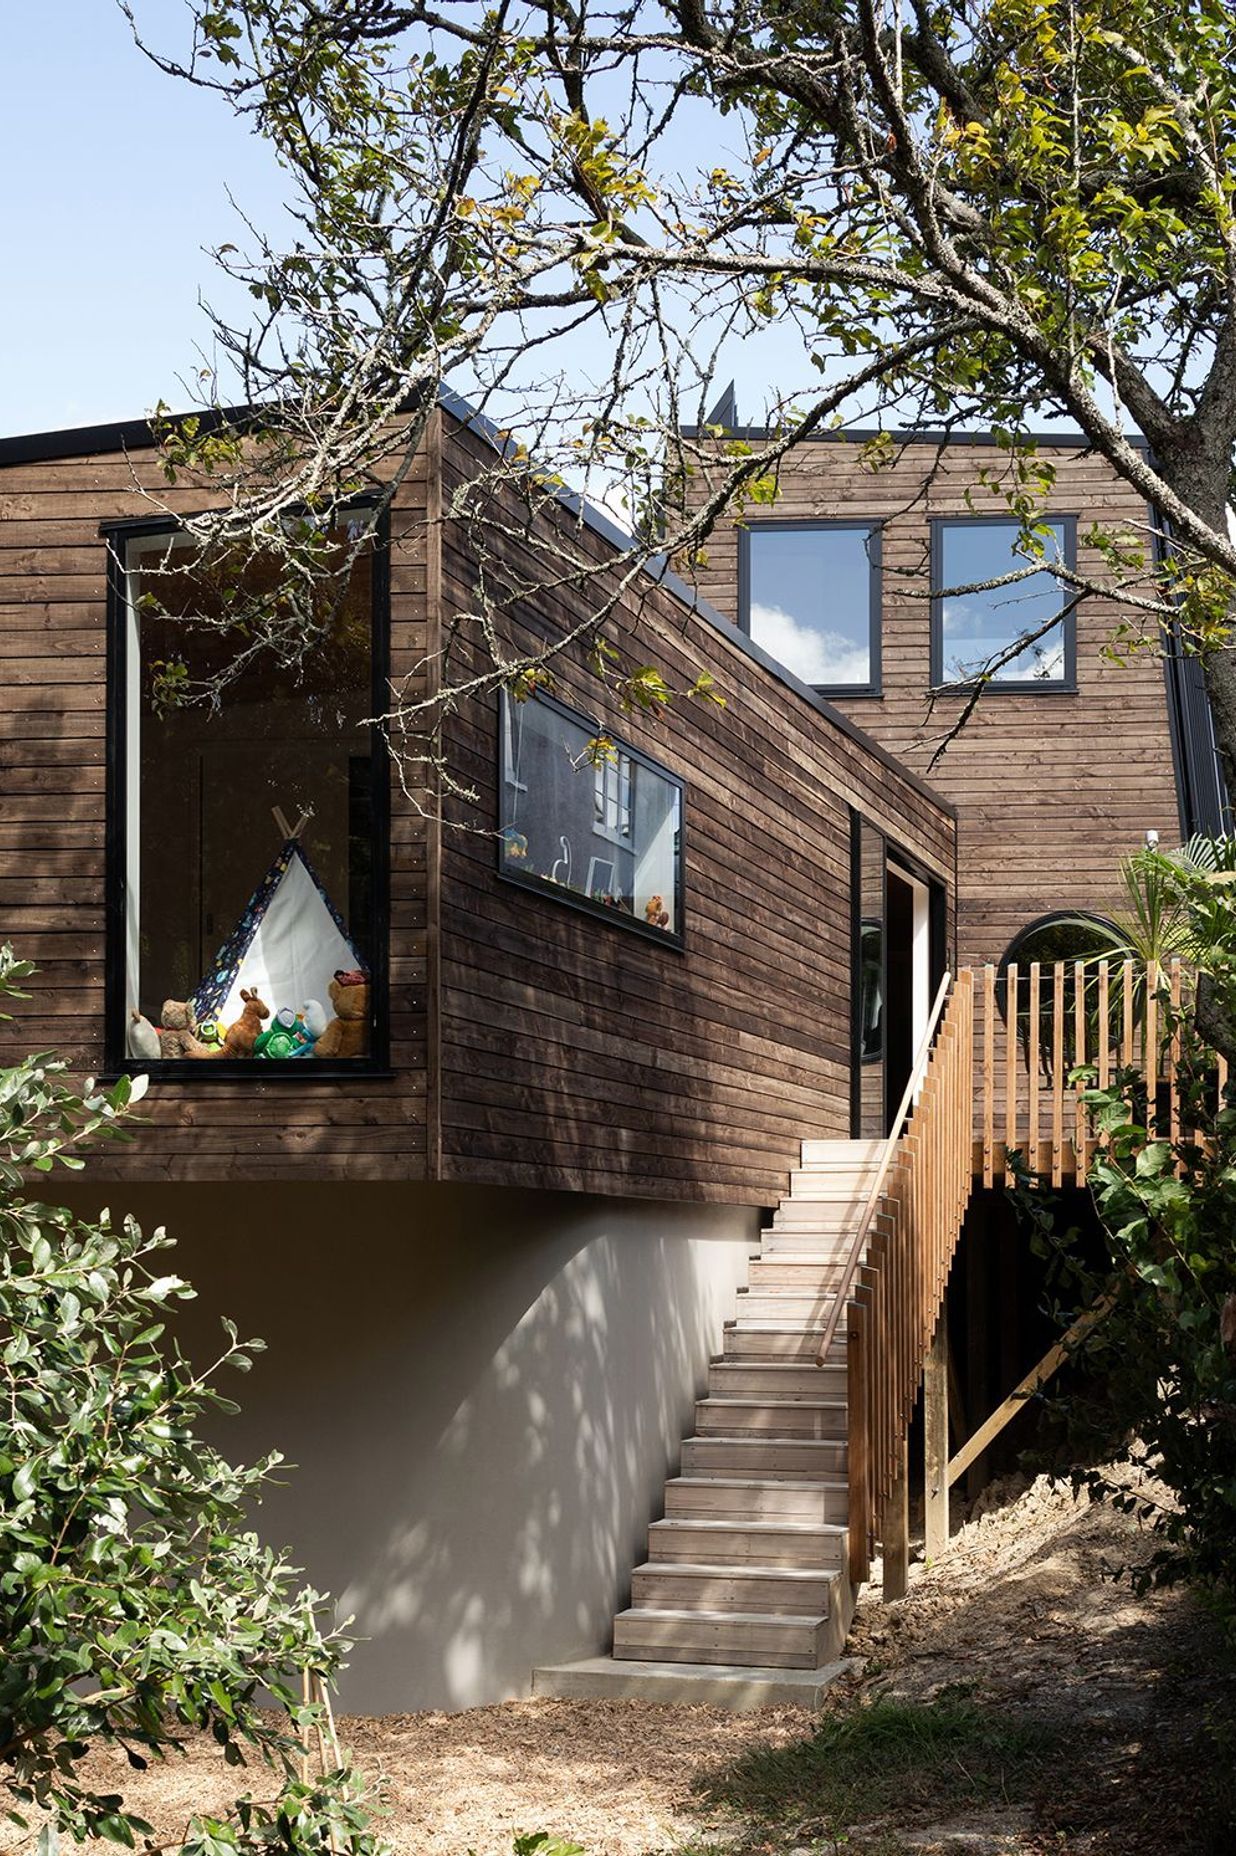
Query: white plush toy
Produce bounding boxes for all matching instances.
[127,1010,161,1061]
[301,998,328,1039]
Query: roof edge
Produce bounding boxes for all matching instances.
[0,386,957,824]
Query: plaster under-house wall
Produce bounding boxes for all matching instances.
[59,1180,757,1712]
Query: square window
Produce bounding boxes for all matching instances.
[932,518,1075,688]
[499,691,684,944]
[741,523,880,692]
[108,521,387,1070]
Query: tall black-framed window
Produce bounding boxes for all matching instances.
[498,689,685,947]
[931,516,1078,690]
[739,521,882,695]
[103,514,390,1075]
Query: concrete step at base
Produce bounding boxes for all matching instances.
[533,1654,858,1711]
[695,1396,847,1439]
[631,1557,840,1614]
[709,1360,847,1401]
[681,1434,848,1478]
[665,1475,848,1524]
[648,1516,847,1568]
[613,1607,830,1669]
[721,1326,845,1363]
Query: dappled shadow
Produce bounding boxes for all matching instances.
[62,1178,755,1712]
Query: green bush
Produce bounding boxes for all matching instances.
[0,947,384,1856]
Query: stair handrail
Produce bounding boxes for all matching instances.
[816,969,953,1367]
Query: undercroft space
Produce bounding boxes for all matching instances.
[70,1465,1236,1856]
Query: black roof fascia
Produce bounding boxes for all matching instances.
[0,386,957,825]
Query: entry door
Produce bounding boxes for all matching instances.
[884,863,932,1131]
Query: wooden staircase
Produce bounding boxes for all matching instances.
[535,969,976,1706]
[610,1138,881,1670]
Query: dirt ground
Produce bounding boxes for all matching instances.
[53,1467,1236,1856]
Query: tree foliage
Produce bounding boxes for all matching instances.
[1013,848,1236,1627]
[0,947,383,1856]
[121,0,1236,784]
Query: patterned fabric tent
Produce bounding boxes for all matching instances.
[190,839,365,1029]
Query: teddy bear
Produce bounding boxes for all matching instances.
[218,987,270,1058]
[157,999,214,1060]
[644,894,670,930]
[313,970,370,1060]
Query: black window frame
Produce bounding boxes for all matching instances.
[738,519,883,698]
[496,687,687,951]
[101,506,392,1080]
[930,514,1079,694]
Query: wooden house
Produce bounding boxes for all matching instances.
[0,393,1219,1709]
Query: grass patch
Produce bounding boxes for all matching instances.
[693,1696,1060,1838]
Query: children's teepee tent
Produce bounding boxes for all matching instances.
[191,837,365,1030]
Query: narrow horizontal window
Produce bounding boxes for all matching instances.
[110,522,387,1070]
[498,690,684,945]
[741,522,881,693]
[933,518,1076,688]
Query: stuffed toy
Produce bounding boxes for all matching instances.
[301,998,328,1040]
[196,1019,224,1053]
[255,1007,315,1060]
[644,894,670,930]
[157,1000,214,1061]
[313,970,369,1059]
[218,988,270,1058]
[127,1010,161,1061]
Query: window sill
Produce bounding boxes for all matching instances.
[104,1059,396,1084]
[929,681,1078,697]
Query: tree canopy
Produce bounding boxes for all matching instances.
[124,0,1236,783]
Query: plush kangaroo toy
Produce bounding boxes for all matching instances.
[219,988,270,1058]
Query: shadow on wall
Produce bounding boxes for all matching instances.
[60,1180,756,1713]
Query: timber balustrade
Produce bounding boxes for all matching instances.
[840,955,1210,1594]
[839,969,975,1586]
[971,956,1217,1186]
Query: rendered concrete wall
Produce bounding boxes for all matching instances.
[62,1180,757,1712]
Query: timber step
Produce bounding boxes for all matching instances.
[613,1607,831,1669]
[648,1516,848,1568]
[680,1434,848,1478]
[708,1360,847,1400]
[733,1293,844,1323]
[800,1139,884,1164]
[746,1259,847,1289]
[631,1558,840,1614]
[760,1231,855,1255]
[665,1475,848,1523]
[694,1396,847,1438]
[720,1325,844,1362]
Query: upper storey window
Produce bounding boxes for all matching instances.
[740,522,881,695]
[107,522,387,1072]
[932,517,1076,689]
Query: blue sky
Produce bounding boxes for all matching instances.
[0,4,808,443]
[1,3,286,436]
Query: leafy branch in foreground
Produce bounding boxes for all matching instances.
[0,943,386,1856]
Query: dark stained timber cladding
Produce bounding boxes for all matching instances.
[681,436,1186,969]
[435,416,956,1206]
[0,442,432,1182]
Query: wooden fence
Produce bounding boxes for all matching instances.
[845,968,975,1584]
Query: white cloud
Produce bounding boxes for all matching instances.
[751,601,869,685]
